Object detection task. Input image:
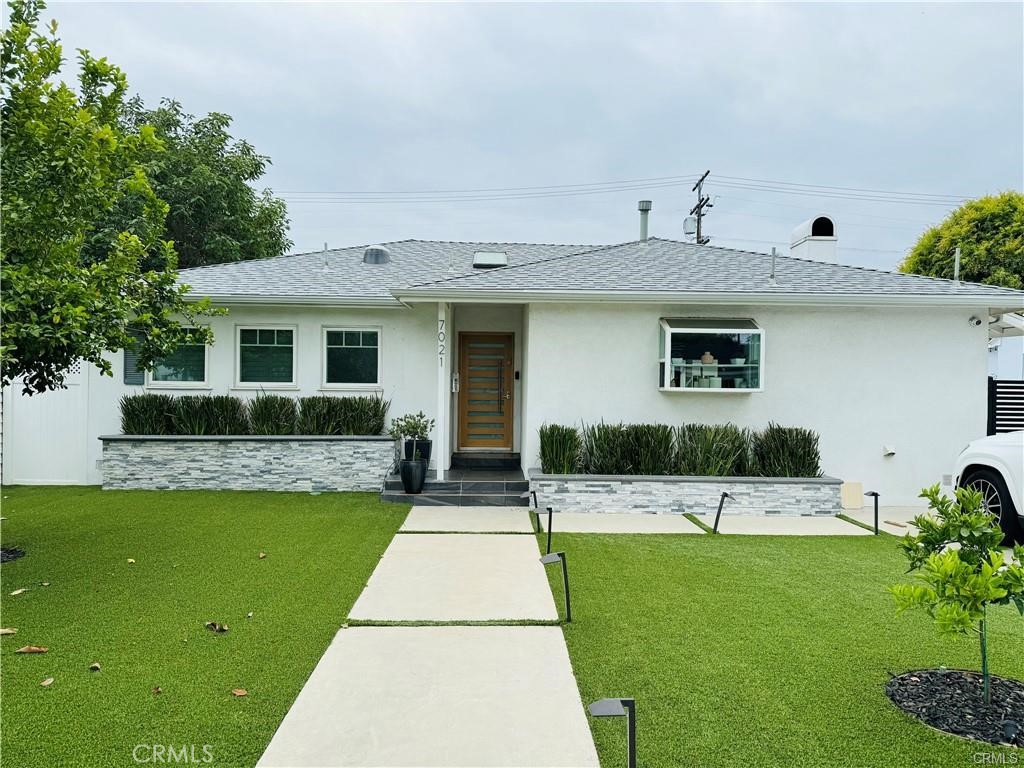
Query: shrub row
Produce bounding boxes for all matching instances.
[538,422,821,478]
[119,393,390,436]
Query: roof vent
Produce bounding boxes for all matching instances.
[473,251,508,269]
[790,215,837,263]
[362,245,391,265]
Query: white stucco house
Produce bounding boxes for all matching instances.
[4,212,1023,506]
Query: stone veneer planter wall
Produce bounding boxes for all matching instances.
[100,435,395,493]
[529,470,842,516]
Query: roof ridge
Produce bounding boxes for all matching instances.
[178,238,419,275]
[405,240,640,288]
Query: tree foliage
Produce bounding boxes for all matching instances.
[85,98,291,269]
[899,192,1024,289]
[890,485,1024,703]
[0,0,216,394]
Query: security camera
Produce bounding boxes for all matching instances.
[968,316,982,327]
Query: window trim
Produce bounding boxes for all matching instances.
[320,325,383,390]
[658,319,765,394]
[234,324,298,389]
[144,328,211,389]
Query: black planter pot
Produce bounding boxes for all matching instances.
[399,459,428,494]
[403,439,432,462]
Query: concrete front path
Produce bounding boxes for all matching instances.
[349,533,558,621]
[401,505,534,533]
[537,510,705,534]
[257,626,599,768]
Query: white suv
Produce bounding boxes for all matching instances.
[954,431,1024,543]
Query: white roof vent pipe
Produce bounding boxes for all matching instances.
[790,215,837,263]
[363,245,391,264]
[638,200,652,243]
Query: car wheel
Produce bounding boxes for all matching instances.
[961,468,1021,544]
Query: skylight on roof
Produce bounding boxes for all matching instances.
[472,251,508,269]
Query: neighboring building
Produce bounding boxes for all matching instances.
[4,212,1023,505]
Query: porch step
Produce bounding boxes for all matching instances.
[450,452,521,471]
[381,468,529,507]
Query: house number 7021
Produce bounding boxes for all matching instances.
[438,319,446,367]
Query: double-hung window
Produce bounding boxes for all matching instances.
[659,318,763,392]
[237,326,295,386]
[323,328,381,387]
[146,328,209,387]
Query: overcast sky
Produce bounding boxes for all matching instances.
[48,1,1024,269]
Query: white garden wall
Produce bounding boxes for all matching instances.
[521,303,989,506]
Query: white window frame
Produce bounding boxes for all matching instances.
[234,324,298,389]
[145,328,211,390]
[320,326,383,390]
[658,319,765,394]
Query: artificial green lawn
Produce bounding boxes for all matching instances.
[545,532,1024,768]
[1,486,407,768]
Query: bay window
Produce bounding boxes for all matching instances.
[659,318,763,392]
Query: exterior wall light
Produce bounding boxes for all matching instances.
[539,551,571,623]
[588,698,636,768]
[713,491,735,534]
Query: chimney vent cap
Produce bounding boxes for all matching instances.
[791,215,837,247]
[637,200,652,212]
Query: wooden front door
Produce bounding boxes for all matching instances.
[458,333,514,450]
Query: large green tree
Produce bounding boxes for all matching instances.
[899,191,1024,289]
[0,0,215,395]
[86,98,291,269]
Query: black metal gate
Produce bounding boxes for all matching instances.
[988,377,1024,434]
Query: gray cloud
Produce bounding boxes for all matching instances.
[49,1,1023,268]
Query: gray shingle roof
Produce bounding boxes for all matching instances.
[178,237,1024,306]
[177,240,596,304]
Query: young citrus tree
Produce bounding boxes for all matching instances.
[891,484,1024,704]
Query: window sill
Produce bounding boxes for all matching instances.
[145,383,212,390]
[658,387,762,394]
[231,384,300,391]
[319,384,384,392]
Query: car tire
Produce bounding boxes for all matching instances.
[961,467,1021,545]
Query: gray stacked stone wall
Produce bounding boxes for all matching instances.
[529,471,841,516]
[100,436,395,492]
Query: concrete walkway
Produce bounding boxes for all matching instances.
[258,507,599,768]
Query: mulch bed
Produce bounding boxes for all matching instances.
[887,669,1024,746]
[0,547,26,563]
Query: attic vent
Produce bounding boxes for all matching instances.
[363,246,391,264]
[473,251,508,269]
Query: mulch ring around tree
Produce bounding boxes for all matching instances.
[0,548,26,563]
[887,669,1024,747]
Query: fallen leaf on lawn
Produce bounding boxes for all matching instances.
[204,621,229,633]
[152,686,162,695]
[40,677,54,687]
[127,558,136,564]
[258,552,267,559]
[231,688,248,697]
[40,582,50,587]
[89,662,101,672]
[16,645,48,654]
[0,628,17,635]
[245,612,253,619]
[9,588,28,596]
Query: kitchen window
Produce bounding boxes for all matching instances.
[237,326,295,386]
[659,319,763,392]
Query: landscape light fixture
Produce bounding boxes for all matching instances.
[1003,719,1020,745]
[865,491,880,535]
[539,551,571,623]
[712,491,735,534]
[588,698,636,768]
[521,491,541,533]
[545,506,554,554]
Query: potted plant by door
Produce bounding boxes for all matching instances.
[388,412,436,494]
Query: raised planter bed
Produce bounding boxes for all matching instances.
[528,470,842,516]
[99,435,395,493]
